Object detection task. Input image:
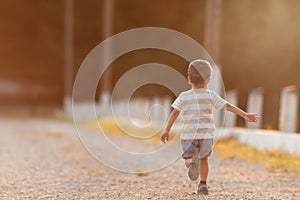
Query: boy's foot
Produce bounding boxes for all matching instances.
[197,185,209,195]
[187,156,199,181]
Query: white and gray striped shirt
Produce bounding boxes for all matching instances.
[171,88,227,140]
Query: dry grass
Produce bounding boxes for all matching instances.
[43,131,64,138]
[84,119,173,143]
[85,119,300,174]
[214,136,300,174]
[136,172,150,177]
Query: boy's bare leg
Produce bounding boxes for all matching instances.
[199,156,209,184]
[185,158,190,168]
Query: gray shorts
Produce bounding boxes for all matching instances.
[181,139,214,159]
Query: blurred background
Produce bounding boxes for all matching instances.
[1,0,300,132]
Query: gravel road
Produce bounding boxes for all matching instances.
[0,118,299,200]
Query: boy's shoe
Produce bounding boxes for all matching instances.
[197,185,209,195]
[188,156,200,181]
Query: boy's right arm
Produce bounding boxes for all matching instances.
[160,109,180,143]
[225,103,259,122]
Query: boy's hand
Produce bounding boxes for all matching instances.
[160,131,169,143]
[244,113,259,122]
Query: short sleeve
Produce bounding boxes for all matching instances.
[211,91,227,110]
[171,93,183,111]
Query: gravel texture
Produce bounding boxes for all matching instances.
[0,118,300,200]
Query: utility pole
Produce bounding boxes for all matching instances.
[204,0,223,126]
[101,0,114,94]
[100,0,114,110]
[64,0,74,111]
[204,0,223,65]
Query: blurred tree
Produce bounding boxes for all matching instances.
[1,0,299,131]
[221,0,300,131]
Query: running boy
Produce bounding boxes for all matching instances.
[160,59,259,195]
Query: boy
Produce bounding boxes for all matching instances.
[160,59,259,195]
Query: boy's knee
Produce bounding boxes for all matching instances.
[200,156,208,161]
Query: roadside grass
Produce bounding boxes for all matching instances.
[44,131,64,138]
[214,136,300,174]
[84,119,300,174]
[84,118,176,142]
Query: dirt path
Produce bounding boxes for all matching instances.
[0,119,299,199]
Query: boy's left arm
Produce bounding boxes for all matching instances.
[160,109,180,143]
[225,103,259,122]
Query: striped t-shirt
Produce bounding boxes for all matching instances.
[171,88,227,140]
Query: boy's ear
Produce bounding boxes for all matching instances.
[187,75,191,84]
[205,77,211,84]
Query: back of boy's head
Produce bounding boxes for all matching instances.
[188,59,212,85]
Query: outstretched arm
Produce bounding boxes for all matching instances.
[225,103,259,122]
[160,109,180,143]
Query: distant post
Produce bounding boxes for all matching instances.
[204,0,223,126]
[279,86,298,133]
[224,90,238,128]
[99,0,114,117]
[64,0,74,112]
[246,88,264,129]
[204,0,223,65]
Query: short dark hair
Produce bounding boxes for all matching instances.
[188,59,212,85]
